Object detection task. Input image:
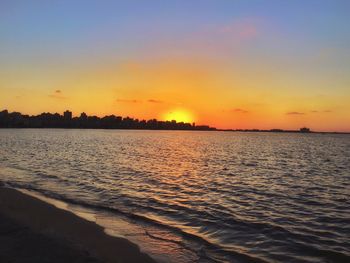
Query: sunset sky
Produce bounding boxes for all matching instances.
[1,0,349,131]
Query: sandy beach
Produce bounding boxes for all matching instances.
[0,187,156,263]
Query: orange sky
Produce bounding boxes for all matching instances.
[1,1,350,132]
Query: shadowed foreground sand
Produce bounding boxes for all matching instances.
[0,187,156,263]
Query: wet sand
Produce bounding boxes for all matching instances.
[0,187,156,263]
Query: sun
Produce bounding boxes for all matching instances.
[162,109,195,123]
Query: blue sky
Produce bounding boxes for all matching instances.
[1,0,349,131]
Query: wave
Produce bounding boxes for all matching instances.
[2,177,349,262]
[1,180,267,263]
[1,129,350,263]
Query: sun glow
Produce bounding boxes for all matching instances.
[162,109,195,123]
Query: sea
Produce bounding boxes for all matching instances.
[0,129,349,263]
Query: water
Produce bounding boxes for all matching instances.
[0,129,349,262]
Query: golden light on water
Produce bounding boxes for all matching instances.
[162,109,195,123]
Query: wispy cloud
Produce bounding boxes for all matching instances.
[116,99,141,103]
[49,90,66,99]
[116,98,163,104]
[219,20,259,40]
[155,18,262,56]
[48,95,66,99]
[310,109,333,113]
[148,99,163,103]
[232,108,249,113]
[286,111,305,115]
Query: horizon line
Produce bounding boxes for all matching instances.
[1,109,350,134]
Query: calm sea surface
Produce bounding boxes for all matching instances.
[0,129,349,263]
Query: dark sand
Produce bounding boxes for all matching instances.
[0,187,156,263]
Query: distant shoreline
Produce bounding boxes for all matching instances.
[218,129,350,135]
[1,109,349,134]
[0,127,349,134]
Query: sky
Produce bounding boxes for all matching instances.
[1,0,350,131]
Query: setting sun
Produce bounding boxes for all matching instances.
[1,2,350,263]
[162,109,195,123]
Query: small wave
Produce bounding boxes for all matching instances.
[3,182,266,263]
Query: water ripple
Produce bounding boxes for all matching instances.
[1,129,349,262]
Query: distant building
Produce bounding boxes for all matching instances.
[63,110,72,120]
[300,127,311,133]
[0,109,216,130]
[0,110,8,118]
[79,112,87,120]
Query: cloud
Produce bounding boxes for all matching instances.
[218,19,260,40]
[239,25,258,39]
[48,94,66,99]
[232,108,249,113]
[310,110,332,113]
[147,99,163,103]
[116,99,141,103]
[286,112,305,115]
[49,90,66,99]
[116,98,164,104]
[158,18,262,55]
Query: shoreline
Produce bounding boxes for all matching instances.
[1,127,350,134]
[0,187,157,263]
